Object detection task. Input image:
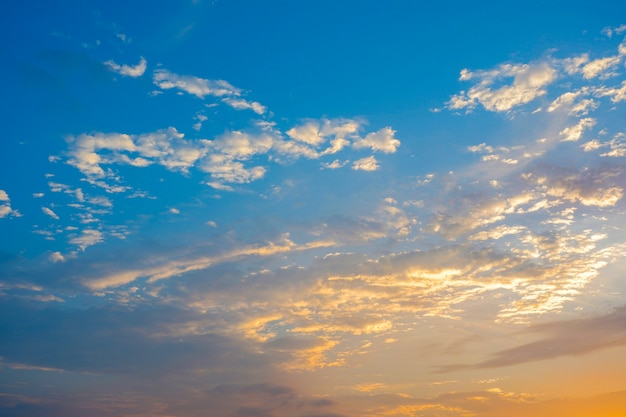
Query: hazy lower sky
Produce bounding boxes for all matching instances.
[1,1,626,416]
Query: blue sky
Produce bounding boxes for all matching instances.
[2,1,626,416]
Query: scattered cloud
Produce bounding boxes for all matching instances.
[222,97,267,114]
[104,57,147,77]
[352,155,379,171]
[49,251,65,263]
[444,305,626,370]
[41,206,60,220]
[153,69,240,98]
[69,229,103,251]
[602,24,626,38]
[0,189,19,218]
[559,117,596,142]
[64,118,400,190]
[352,127,400,153]
[447,63,557,112]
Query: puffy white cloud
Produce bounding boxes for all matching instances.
[69,229,104,251]
[580,55,622,79]
[66,132,136,177]
[286,121,325,146]
[153,69,240,98]
[352,127,400,153]
[352,156,379,171]
[49,251,65,263]
[104,57,147,77]
[286,118,360,148]
[0,189,18,218]
[559,118,596,142]
[63,116,400,190]
[447,62,557,112]
[547,89,598,115]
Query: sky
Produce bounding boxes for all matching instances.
[1,1,626,416]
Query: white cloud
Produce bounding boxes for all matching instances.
[41,207,60,220]
[447,62,557,112]
[580,55,622,79]
[193,113,208,131]
[33,192,44,198]
[352,127,400,153]
[581,133,626,157]
[104,57,147,77]
[153,69,240,98]
[169,208,180,214]
[286,121,325,146]
[547,89,598,115]
[321,159,348,169]
[559,118,596,142]
[49,251,65,263]
[602,24,626,38]
[594,80,626,103]
[70,229,104,251]
[352,156,379,171]
[222,97,266,114]
[64,114,398,189]
[88,196,112,207]
[0,190,19,219]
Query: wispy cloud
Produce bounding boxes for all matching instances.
[0,189,19,218]
[441,305,626,371]
[41,206,60,220]
[104,57,147,77]
[153,69,241,98]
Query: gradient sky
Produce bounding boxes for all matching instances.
[2,1,626,416]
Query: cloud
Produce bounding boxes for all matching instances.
[352,156,379,171]
[69,229,103,251]
[559,117,596,142]
[82,235,336,290]
[582,132,626,157]
[49,252,65,263]
[352,127,400,153]
[447,36,626,113]
[104,57,147,77]
[153,69,240,98]
[594,80,626,102]
[0,189,19,218]
[447,62,557,112]
[64,118,399,190]
[469,305,626,369]
[602,24,626,38]
[286,119,359,148]
[580,55,622,79]
[222,97,267,114]
[321,159,348,169]
[41,207,60,220]
[547,88,598,115]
